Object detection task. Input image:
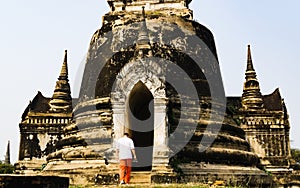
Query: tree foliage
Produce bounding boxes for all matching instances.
[0,161,14,174]
[291,148,300,163]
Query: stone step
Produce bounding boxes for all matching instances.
[129,171,151,184]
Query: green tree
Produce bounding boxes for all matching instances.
[291,149,300,163]
[0,161,14,174]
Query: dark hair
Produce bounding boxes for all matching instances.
[124,133,129,136]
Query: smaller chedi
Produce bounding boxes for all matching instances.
[16,0,293,186]
[234,46,291,170]
[17,50,73,173]
[4,141,11,165]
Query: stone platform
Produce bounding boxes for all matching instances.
[42,159,274,187]
[177,163,274,187]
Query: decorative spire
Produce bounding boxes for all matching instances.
[49,50,72,113]
[136,6,152,57]
[241,45,264,111]
[4,140,10,164]
[137,7,150,46]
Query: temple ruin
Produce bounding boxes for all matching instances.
[16,0,294,186]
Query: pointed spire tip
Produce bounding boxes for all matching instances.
[64,50,68,63]
[142,6,146,19]
[246,44,255,71]
[247,45,252,60]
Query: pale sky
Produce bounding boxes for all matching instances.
[0,1,299,163]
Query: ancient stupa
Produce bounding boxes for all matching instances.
[31,0,273,186]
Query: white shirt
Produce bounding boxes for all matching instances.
[116,136,135,160]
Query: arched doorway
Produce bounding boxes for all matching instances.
[126,81,154,171]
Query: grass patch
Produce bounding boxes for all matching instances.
[69,184,212,188]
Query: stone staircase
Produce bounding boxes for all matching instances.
[129,171,151,185]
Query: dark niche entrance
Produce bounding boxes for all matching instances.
[126,81,154,171]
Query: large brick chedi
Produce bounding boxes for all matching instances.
[16,0,292,186]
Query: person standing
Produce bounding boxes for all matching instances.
[116,133,137,185]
